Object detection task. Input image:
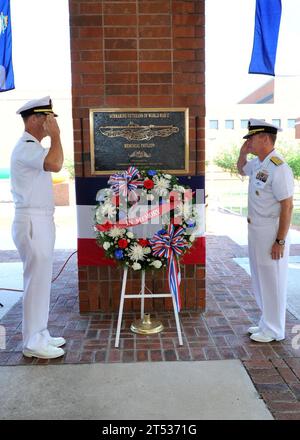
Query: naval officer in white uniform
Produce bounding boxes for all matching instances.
[10,96,66,359]
[237,119,294,343]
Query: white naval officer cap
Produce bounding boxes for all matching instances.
[243,118,282,139]
[16,96,58,118]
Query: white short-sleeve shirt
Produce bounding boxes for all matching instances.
[10,132,54,209]
[243,150,294,219]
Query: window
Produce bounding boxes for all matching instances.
[272,119,281,128]
[225,119,234,129]
[209,120,218,129]
[288,119,296,128]
[240,119,248,129]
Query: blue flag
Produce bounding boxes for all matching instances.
[248,0,282,76]
[0,0,15,92]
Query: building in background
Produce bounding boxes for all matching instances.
[206,76,300,162]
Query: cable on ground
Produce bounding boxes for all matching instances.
[0,250,78,298]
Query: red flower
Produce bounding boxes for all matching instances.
[143,179,154,189]
[138,238,149,247]
[118,238,128,249]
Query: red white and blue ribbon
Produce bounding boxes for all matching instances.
[150,224,188,312]
[108,166,142,203]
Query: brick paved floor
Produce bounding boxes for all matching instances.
[1,237,300,420]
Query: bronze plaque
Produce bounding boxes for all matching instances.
[89,108,189,175]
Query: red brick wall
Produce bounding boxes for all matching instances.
[78,264,205,313]
[69,0,206,312]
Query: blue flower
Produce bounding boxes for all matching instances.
[114,249,124,260]
[187,221,196,228]
[157,229,167,235]
[147,169,157,177]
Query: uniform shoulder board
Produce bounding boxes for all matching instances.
[270,156,284,166]
[26,140,35,143]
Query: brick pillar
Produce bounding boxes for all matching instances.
[69,0,206,313]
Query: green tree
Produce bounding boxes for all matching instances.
[213,144,240,176]
[214,140,300,180]
[276,140,300,181]
[286,156,300,180]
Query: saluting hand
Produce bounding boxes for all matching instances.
[43,114,60,138]
[240,140,252,155]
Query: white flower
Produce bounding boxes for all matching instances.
[108,227,126,238]
[101,202,116,219]
[189,234,196,242]
[95,206,105,223]
[153,176,170,197]
[132,262,142,270]
[175,202,193,220]
[192,206,199,219]
[173,184,186,193]
[103,242,111,250]
[126,231,134,238]
[144,247,151,254]
[96,188,113,202]
[128,244,147,261]
[164,174,172,179]
[151,260,162,269]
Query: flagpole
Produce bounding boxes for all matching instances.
[141,270,145,319]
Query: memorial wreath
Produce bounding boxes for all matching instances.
[94,166,199,310]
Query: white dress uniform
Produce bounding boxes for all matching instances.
[243,150,294,340]
[10,130,56,352]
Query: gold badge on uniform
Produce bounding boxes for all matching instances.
[270,156,284,166]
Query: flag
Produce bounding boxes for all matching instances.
[249,0,300,77]
[248,0,282,76]
[0,0,14,92]
[75,176,205,266]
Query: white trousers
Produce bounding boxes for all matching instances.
[12,209,55,350]
[248,218,290,340]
